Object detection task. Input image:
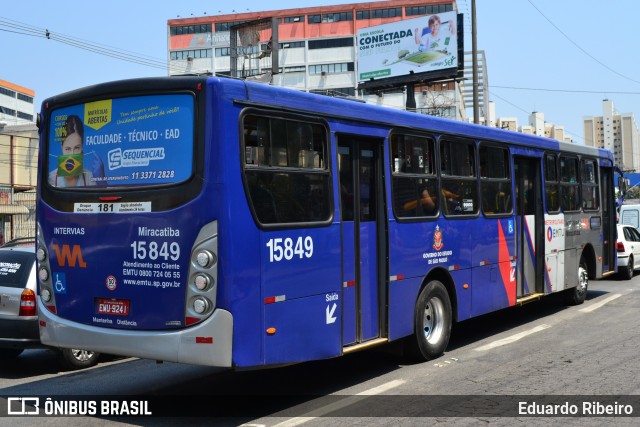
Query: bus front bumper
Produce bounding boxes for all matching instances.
[38,299,233,367]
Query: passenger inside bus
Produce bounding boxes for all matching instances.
[402,186,436,216]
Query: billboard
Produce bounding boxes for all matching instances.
[47,94,194,188]
[357,11,459,84]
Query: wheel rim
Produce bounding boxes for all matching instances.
[577,265,588,296]
[71,349,94,362]
[422,296,445,345]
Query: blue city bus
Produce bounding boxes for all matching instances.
[36,77,617,368]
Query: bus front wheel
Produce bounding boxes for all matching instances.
[405,280,452,362]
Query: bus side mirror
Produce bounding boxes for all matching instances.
[618,177,628,195]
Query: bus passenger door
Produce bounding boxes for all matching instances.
[338,135,387,346]
[514,157,544,298]
[600,166,616,273]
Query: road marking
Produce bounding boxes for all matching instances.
[356,379,405,395]
[579,293,621,313]
[474,324,551,352]
[272,379,405,427]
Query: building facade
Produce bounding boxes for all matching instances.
[167,0,466,120]
[0,79,35,127]
[0,123,38,244]
[584,99,640,172]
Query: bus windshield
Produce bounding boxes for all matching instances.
[46,94,194,189]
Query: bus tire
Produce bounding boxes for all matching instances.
[564,258,588,306]
[405,280,452,362]
[58,348,100,370]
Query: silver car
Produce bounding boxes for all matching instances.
[0,240,100,369]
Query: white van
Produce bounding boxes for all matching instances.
[619,203,640,229]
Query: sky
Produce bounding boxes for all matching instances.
[1,0,639,144]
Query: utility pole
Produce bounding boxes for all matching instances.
[472,0,479,124]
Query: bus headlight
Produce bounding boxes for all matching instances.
[193,297,209,314]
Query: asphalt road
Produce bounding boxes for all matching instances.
[1,273,638,427]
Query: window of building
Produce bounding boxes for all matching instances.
[170,49,212,60]
[215,47,230,57]
[356,8,402,20]
[308,12,353,24]
[308,38,354,49]
[214,21,246,32]
[0,106,16,116]
[170,24,212,36]
[279,41,305,49]
[16,111,33,121]
[440,138,478,216]
[309,62,354,75]
[242,114,331,225]
[279,66,306,73]
[0,87,16,98]
[391,133,438,218]
[280,16,304,23]
[17,93,33,104]
[479,145,512,215]
[406,4,454,16]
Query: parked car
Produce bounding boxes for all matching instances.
[616,224,640,280]
[0,240,100,369]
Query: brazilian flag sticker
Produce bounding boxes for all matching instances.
[57,154,83,177]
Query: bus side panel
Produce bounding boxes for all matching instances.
[388,277,421,341]
[388,219,476,322]
[470,218,516,317]
[264,293,341,364]
[213,96,266,368]
[220,219,264,368]
[388,221,452,279]
[261,227,342,365]
[544,213,566,293]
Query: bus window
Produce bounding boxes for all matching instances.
[479,144,512,215]
[243,114,331,225]
[581,158,599,211]
[544,153,560,213]
[440,139,478,216]
[560,155,580,212]
[390,134,438,218]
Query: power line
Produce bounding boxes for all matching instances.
[0,16,190,74]
[526,0,640,85]
[488,89,584,143]
[492,85,640,95]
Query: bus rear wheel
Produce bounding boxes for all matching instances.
[405,280,452,362]
[564,259,588,306]
[58,348,100,370]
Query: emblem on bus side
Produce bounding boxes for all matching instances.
[432,225,444,251]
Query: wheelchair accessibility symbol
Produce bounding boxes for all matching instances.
[54,273,67,294]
